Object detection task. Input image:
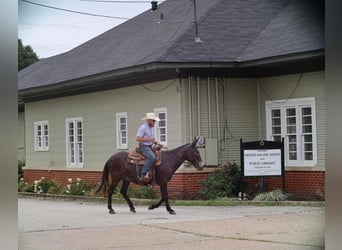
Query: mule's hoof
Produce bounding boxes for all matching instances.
[130,208,136,213]
[169,210,176,215]
[109,209,115,214]
[148,205,154,210]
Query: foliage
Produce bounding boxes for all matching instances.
[18,39,39,71]
[199,162,243,200]
[18,160,25,182]
[33,177,62,194]
[129,186,156,199]
[65,178,92,196]
[253,189,287,201]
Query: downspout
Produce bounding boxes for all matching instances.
[257,79,261,140]
[188,76,193,140]
[197,76,201,136]
[215,77,221,144]
[207,77,212,138]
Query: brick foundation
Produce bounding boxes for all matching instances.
[23,168,324,200]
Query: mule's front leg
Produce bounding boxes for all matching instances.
[160,183,176,215]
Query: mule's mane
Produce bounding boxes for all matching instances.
[166,143,191,153]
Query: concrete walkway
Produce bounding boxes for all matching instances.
[19,198,325,249]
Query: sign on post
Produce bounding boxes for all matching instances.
[240,139,285,196]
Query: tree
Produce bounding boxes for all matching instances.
[18,39,39,71]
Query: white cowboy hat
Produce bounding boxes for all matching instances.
[141,112,160,121]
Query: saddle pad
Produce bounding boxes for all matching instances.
[128,151,161,166]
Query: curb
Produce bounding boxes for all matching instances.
[18,192,325,207]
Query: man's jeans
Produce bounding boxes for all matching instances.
[139,145,156,178]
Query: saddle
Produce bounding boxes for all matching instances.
[127,144,163,186]
[127,149,162,166]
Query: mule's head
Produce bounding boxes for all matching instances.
[185,138,205,171]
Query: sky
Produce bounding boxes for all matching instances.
[18,0,151,58]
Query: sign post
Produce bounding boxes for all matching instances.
[240,138,285,199]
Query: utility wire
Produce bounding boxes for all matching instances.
[141,78,178,92]
[80,0,166,3]
[259,73,303,103]
[22,0,130,20]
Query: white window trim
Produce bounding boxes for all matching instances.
[266,97,317,167]
[154,107,168,147]
[65,117,84,168]
[34,120,49,151]
[116,112,128,150]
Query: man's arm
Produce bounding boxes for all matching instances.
[136,136,156,143]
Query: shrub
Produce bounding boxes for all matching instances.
[199,162,244,200]
[33,177,62,194]
[18,178,28,192]
[65,178,92,196]
[129,186,156,199]
[18,160,25,182]
[253,189,287,201]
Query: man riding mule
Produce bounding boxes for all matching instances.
[96,135,205,215]
[136,112,160,183]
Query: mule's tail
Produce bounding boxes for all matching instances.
[96,161,109,194]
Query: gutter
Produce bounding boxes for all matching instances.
[18,50,324,101]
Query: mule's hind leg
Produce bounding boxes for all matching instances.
[148,197,164,210]
[107,177,121,214]
[120,179,136,213]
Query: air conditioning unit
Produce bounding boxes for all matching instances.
[198,138,218,166]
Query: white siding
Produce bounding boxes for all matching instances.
[24,79,182,170]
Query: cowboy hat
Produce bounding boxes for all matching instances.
[141,112,160,121]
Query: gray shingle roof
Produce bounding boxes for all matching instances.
[19,0,324,90]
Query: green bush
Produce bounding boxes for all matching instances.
[18,160,25,182]
[33,177,62,194]
[199,162,243,200]
[65,178,92,196]
[129,186,156,199]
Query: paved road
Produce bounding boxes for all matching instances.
[19,198,325,250]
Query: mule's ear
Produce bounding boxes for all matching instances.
[191,137,200,147]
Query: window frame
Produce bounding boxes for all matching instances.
[65,117,84,168]
[266,97,317,167]
[116,112,128,150]
[154,107,168,147]
[34,120,49,152]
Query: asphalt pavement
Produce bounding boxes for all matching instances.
[18,198,325,250]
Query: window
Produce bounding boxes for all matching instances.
[34,121,49,151]
[66,117,83,167]
[266,97,317,166]
[116,112,128,149]
[154,107,168,147]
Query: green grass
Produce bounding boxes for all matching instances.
[18,192,324,207]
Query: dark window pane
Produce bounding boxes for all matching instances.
[159,121,166,127]
[120,117,126,123]
[289,144,297,151]
[305,152,313,160]
[288,135,296,143]
[289,152,297,160]
[120,124,126,130]
[160,135,166,141]
[302,116,312,125]
[159,113,165,119]
[302,125,312,133]
[304,143,313,151]
[121,131,126,137]
[287,126,296,134]
[272,126,281,134]
[286,117,296,125]
[302,107,312,115]
[77,122,82,128]
[286,108,296,116]
[272,118,281,126]
[304,135,312,142]
[272,109,280,117]
[160,128,166,134]
[273,136,281,142]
